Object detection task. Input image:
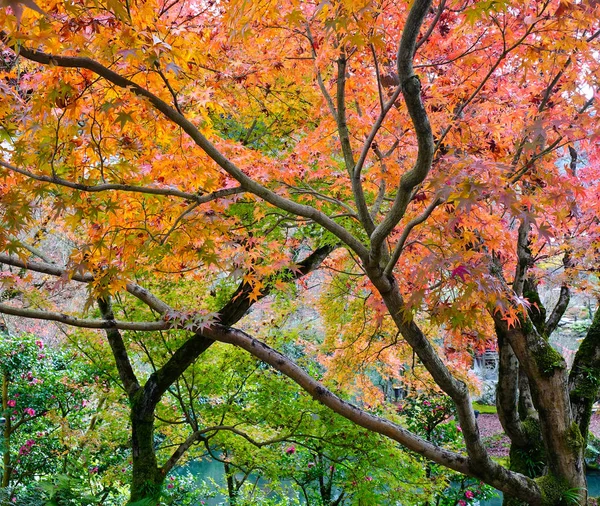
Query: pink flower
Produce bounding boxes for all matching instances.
[24,407,36,417]
[423,400,431,406]
[465,490,474,499]
[7,400,15,407]
[35,340,44,349]
[90,466,98,474]
[457,426,462,432]
[285,445,296,455]
[167,484,174,489]
[459,500,467,506]
[365,476,373,482]
[307,462,315,468]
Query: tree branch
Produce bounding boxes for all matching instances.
[369,0,435,260]
[415,0,446,50]
[0,303,167,331]
[97,298,141,398]
[569,306,600,441]
[2,36,368,258]
[495,324,527,446]
[335,56,375,235]
[384,197,442,277]
[0,159,243,204]
[545,253,573,336]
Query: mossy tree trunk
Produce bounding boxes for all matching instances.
[496,329,545,506]
[494,317,587,506]
[492,223,587,506]
[129,393,165,503]
[569,308,600,443]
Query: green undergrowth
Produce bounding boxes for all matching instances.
[473,402,498,414]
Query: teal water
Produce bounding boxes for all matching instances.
[480,470,600,506]
[185,459,600,505]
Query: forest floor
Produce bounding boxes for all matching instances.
[479,412,600,458]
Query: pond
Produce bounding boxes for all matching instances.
[479,470,600,506]
[184,459,600,505]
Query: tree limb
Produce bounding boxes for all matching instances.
[97,298,141,398]
[369,0,435,260]
[0,159,243,204]
[2,35,368,258]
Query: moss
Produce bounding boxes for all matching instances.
[532,344,566,377]
[535,474,570,506]
[504,497,528,506]
[523,287,547,331]
[567,422,585,451]
[570,366,600,401]
[509,419,545,478]
[571,312,600,395]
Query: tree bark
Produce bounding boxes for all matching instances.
[1,372,11,489]
[129,395,164,503]
[569,306,600,443]
[495,318,587,505]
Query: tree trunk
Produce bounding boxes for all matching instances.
[1,372,10,489]
[224,459,238,506]
[500,320,587,506]
[569,308,600,443]
[129,396,164,504]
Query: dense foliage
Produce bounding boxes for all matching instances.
[0,0,598,504]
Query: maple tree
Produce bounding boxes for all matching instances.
[0,0,599,504]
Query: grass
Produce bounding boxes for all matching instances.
[473,402,497,414]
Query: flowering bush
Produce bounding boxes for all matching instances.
[0,331,127,504]
[399,391,497,505]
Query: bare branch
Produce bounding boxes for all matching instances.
[0,159,243,204]
[495,325,527,446]
[369,0,435,259]
[0,303,168,331]
[97,298,141,397]
[335,55,375,234]
[546,253,573,336]
[415,0,447,50]
[306,25,336,119]
[384,197,442,276]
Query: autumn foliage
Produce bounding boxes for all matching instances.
[0,0,599,504]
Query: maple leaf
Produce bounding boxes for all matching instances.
[450,265,470,282]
